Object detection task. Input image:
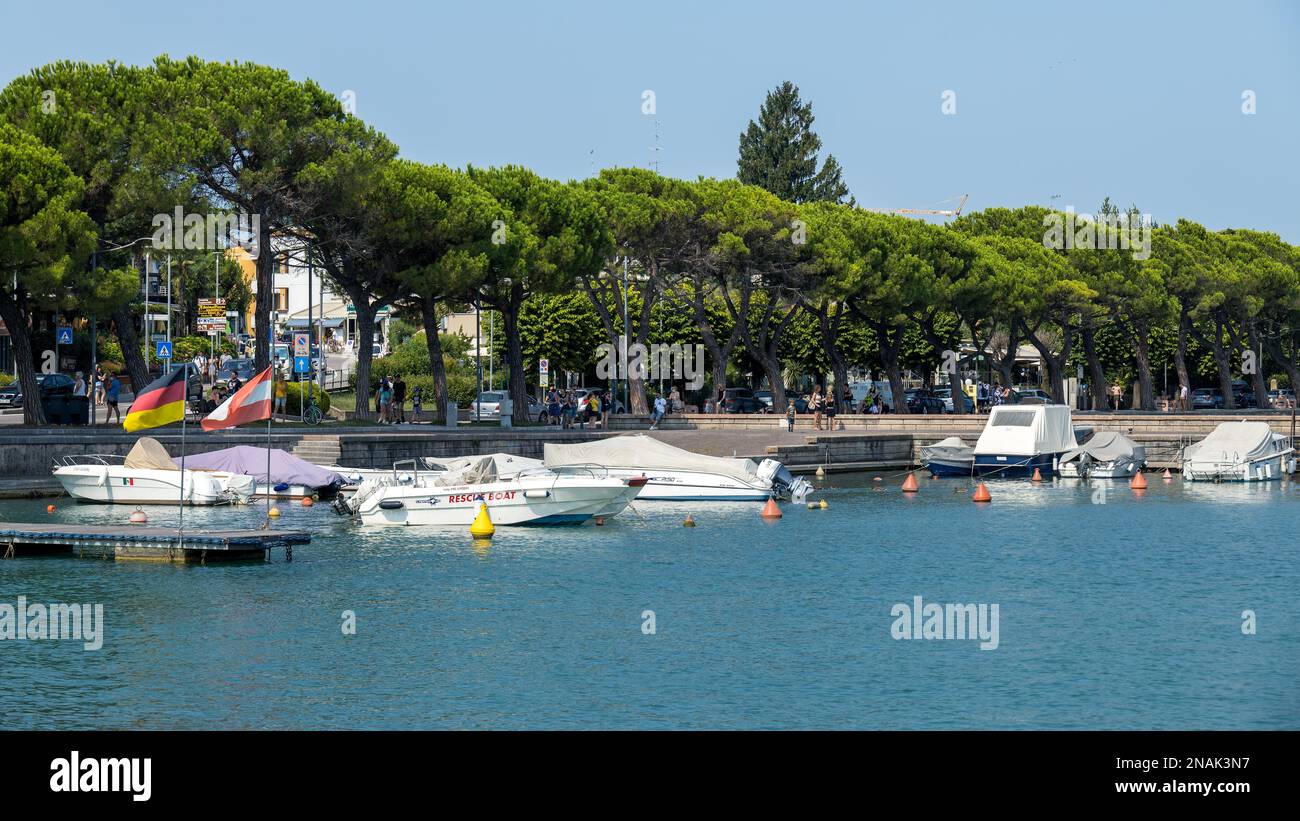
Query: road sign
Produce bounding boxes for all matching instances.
[156,340,173,359]
[294,332,310,356]
[294,355,310,374]
[56,326,73,345]
[539,358,549,388]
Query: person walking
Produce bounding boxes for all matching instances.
[104,374,121,424]
[378,378,393,423]
[393,374,407,423]
[411,385,423,421]
[273,376,287,417]
[811,386,824,431]
[546,387,561,426]
[1179,383,1189,411]
[650,394,666,430]
[601,388,612,429]
[786,397,796,432]
[562,390,575,429]
[93,366,106,405]
[587,391,601,428]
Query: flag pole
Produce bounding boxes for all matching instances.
[177,363,188,551]
[266,373,273,529]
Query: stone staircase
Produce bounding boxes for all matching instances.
[292,434,342,466]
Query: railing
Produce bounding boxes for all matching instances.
[54,453,127,468]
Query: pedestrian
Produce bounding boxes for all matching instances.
[824,386,838,428]
[228,373,242,395]
[1180,383,1189,411]
[561,390,575,429]
[72,371,86,397]
[587,391,601,428]
[842,386,853,415]
[786,397,796,432]
[811,386,823,431]
[93,366,105,405]
[104,374,121,424]
[393,374,407,423]
[273,376,287,417]
[650,394,666,430]
[411,385,423,421]
[546,387,561,426]
[378,378,393,423]
[669,385,681,414]
[601,388,613,428]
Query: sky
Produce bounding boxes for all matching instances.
[3,0,1297,240]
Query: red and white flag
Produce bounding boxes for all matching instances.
[201,366,274,431]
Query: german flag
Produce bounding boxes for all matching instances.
[123,367,188,432]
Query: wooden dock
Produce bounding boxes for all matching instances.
[0,523,309,563]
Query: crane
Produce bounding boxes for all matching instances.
[865,193,969,218]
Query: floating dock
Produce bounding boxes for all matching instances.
[0,523,309,563]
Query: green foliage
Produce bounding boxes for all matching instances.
[737,81,850,204]
[282,380,330,415]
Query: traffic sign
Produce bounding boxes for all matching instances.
[539,358,549,388]
[294,332,310,356]
[294,355,310,374]
[156,340,173,359]
[56,326,73,345]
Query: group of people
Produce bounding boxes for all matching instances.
[975,381,1014,407]
[373,375,408,424]
[806,386,857,431]
[76,366,122,424]
[544,387,623,429]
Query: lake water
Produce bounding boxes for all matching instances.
[2,473,1297,729]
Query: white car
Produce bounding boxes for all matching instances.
[469,391,547,421]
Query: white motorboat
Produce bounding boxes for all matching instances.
[973,405,1077,478]
[542,434,811,501]
[52,437,255,505]
[1182,421,1296,482]
[1058,431,1147,479]
[920,437,974,477]
[334,456,646,526]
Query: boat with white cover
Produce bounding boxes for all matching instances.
[920,437,974,477]
[1181,421,1295,482]
[334,456,646,526]
[542,434,811,501]
[52,437,255,505]
[1058,431,1147,479]
[973,405,1077,478]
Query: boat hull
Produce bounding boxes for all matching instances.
[1058,459,1141,479]
[973,452,1062,478]
[352,475,640,526]
[577,468,772,501]
[1183,453,1296,482]
[924,459,973,477]
[53,466,251,505]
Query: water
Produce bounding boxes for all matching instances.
[2,473,1298,729]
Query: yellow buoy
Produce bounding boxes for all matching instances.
[815,465,826,478]
[683,514,696,527]
[818,499,828,509]
[268,506,281,518]
[470,502,495,538]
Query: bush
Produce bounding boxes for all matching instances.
[282,381,330,415]
[0,373,12,386]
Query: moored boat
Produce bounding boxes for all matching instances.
[972,404,1076,478]
[52,437,255,505]
[920,437,974,477]
[1181,421,1296,482]
[1058,431,1147,479]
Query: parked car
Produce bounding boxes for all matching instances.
[1012,388,1053,405]
[905,388,945,414]
[1269,389,1296,408]
[720,395,767,413]
[0,373,75,408]
[1191,388,1225,410]
[571,388,625,415]
[931,387,974,414]
[146,368,204,400]
[215,358,256,389]
[469,391,547,421]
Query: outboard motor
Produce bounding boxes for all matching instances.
[756,459,812,501]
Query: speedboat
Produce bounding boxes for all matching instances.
[920,437,974,477]
[1058,431,1146,479]
[52,437,255,505]
[176,445,345,500]
[333,456,645,526]
[542,434,811,501]
[1182,421,1296,482]
[972,404,1076,478]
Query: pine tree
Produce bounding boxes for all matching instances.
[737,81,851,204]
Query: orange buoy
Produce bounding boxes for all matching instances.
[760,497,782,519]
[301,496,314,507]
[930,474,939,481]
[1162,468,1172,481]
[972,482,992,503]
[1031,467,1043,483]
[1130,471,1148,490]
[901,472,919,493]
[595,516,605,526]
[46,504,55,514]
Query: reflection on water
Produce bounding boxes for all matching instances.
[2,472,1298,729]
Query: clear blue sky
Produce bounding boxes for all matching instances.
[4,0,1297,240]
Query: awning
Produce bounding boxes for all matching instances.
[286,318,344,329]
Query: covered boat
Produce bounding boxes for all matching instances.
[1058,431,1147,479]
[543,434,811,501]
[334,456,645,526]
[52,437,255,505]
[1182,421,1295,481]
[973,404,1076,478]
[175,446,345,499]
[920,437,974,477]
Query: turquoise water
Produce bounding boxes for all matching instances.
[1,473,1298,729]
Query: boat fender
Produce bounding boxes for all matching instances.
[523,489,550,499]
[378,499,405,510]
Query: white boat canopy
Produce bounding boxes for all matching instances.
[124,437,179,471]
[544,434,759,483]
[920,437,973,460]
[1060,431,1145,465]
[974,405,1075,456]
[1184,422,1286,464]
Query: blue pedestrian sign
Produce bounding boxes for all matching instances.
[293,355,310,374]
[56,326,73,345]
[155,340,173,359]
